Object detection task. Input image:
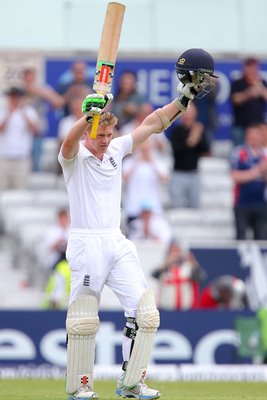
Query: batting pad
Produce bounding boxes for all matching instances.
[66,295,99,394]
[123,288,160,388]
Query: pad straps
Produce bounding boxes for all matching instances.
[122,317,139,371]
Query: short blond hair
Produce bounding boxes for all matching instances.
[88,111,118,128]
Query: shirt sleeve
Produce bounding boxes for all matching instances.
[58,147,77,167]
[110,134,133,159]
[58,144,79,184]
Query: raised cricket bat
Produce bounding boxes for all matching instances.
[90,2,126,139]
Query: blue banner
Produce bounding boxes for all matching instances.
[192,247,248,288]
[0,309,255,370]
[1,244,267,375]
[45,58,267,139]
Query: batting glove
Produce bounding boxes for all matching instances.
[177,81,198,100]
[173,81,199,111]
[82,93,113,116]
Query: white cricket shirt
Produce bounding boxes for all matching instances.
[58,134,133,229]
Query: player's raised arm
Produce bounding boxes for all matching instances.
[131,82,197,150]
[132,48,218,150]
[61,93,113,159]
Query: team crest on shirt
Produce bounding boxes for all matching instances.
[83,274,90,286]
[109,157,118,169]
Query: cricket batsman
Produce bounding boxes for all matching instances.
[58,48,218,400]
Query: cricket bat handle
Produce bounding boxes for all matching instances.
[90,113,100,139]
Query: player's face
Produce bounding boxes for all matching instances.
[85,126,113,158]
[96,129,113,150]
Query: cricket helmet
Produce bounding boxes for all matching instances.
[176,48,218,77]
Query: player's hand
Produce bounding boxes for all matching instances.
[176,81,198,100]
[173,81,199,111]
[178,71,212,97]
[82,93,113,116]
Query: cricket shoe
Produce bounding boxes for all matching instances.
[69,385,99,400]
[116,382,161,399]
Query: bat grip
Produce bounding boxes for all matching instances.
[90,114,100,139]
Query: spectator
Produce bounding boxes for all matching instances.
[151,240,206,309]
[122,139,169,229]
[199,275,248,309]
[261,123,267,156]
[230,57,267,146]
[261,123,267,210]
[167,101,210,208]
[42,254,70,310]
[120,102,170,156]
[57,96,84,145]
[110,70,148,129]
[41,208,70,273]
[127,203,172,245]
[57,60,93,117]
[21,67,65,171]
[0,86,40,189]
[230,123,267,240]
[194,76,218,147]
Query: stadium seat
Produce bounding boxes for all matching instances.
[0,190,35,208]
[171,225,235,242]
[0,190,36,230]
[201,190,234,208]
[3,206,57,235]
[165,208,204,225]
[16,221,52,255]
[165,207,235,244]
[35,189,68,208]
[39,138,59,173]
[165,208,234,226]
[134,240,167,278]
[200,174,233,191]
[27,172,58,190]
[198,157,231,174]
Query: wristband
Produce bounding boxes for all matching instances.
[154,108,171,133]
[85,115,93,123]
[172,95,189,111]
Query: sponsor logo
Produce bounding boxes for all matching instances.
[99,65,110,84]
[0,324,239,367]
[81,375,89,385]
[178,57,186,65]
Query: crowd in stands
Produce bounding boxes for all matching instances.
[1,56,267,310]
[151,239,248,311]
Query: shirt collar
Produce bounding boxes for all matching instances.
[81,142,109,162]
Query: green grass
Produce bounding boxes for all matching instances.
[0,380,267,400]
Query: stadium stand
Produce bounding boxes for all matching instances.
[39,137,60,173]
[165,157,235,243]
[0,152,235,309]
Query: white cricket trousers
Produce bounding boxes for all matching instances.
[66,228,149,363]
[66,228,148,316]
